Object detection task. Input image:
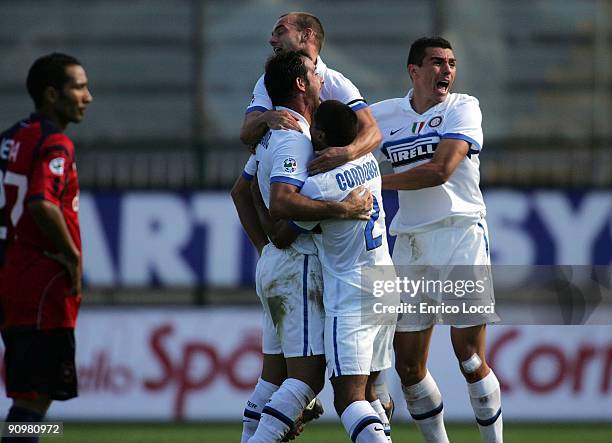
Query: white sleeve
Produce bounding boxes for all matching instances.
[441,96,483,153]
[245,74,273,114]
[323,70,368,112]
[293,177,324,231]
[242,154,257,180]
[269,133,312,189]
[373,146,389,164]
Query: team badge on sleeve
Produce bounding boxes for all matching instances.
[428,116,443,128]
[49,157,65,176]
[283,157,297,173]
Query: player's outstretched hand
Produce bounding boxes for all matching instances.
[308,146,351,175]
[44,251,82,296]
[341,185,373,220]
[265,110,302,132]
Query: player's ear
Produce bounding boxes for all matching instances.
[301,27,313,44]
[407,64,418,81]
[43,86,59,105]
[295,76,307,93]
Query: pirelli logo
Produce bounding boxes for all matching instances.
[383,134,439,167]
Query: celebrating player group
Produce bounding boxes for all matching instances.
[232,11,503,443]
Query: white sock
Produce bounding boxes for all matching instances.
[402,371,449,443]
[374,374,391,405]
[248,378,315,443]
[371,399,392,442]
[340,400,388,443]
[468,371,503,443]
[241,378,279,443]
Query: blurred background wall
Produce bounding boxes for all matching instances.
[1,0,609,190]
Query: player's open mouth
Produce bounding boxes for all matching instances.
[436,80,449,93]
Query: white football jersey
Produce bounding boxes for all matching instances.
[295,153,394,316]
[371,90,486,233]
[243,106,316,255]
[246,56,368,114]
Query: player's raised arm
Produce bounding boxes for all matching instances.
[308,107,381,174]
[382,138,469,190]
[240,109,302,146]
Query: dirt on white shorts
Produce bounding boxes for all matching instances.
[255,244,325,357]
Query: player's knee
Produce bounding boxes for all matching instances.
[395,359,427,386]
[458,353,489,382]
[333,391,361,416]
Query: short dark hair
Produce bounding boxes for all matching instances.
[264,51,309,107]
[281,12,325,51]
[313,100,358,147]
[27,52,81,108]
[407,37,452,68]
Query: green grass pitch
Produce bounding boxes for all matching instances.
[44,422,612,443]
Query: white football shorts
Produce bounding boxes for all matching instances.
[255,243,325,357]
[393,215,499,332]
[325,315,395,377]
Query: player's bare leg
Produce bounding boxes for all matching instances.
[241,353,285,443]
[366,372,392,441]
[331,375,387,442]
[249,355,325,443]
[394,328,449,443]
[2,396,51,443]
[451,325,503,443]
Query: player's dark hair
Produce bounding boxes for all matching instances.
[313,100,358,148]
[407,37,452,68]
[27,52,81,108]
[281,12,325,51]
[264,50,310,107]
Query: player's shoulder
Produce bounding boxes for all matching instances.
[269,128,311,152]
[370,97,404,118]
[270,127,309,142]
[445,92,480,109]
[322,63,351,84]
[41,130,74,152]
[253,73,266,89]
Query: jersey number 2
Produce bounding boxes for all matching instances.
[364,195,382,250]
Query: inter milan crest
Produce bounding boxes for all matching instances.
[428,116,443,128]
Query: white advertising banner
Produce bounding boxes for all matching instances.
[0,308,609,421]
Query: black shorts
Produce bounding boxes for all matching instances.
[1,327,78,401]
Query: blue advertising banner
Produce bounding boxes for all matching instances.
[79,190,612,287]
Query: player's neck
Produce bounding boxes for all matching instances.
[410,96,437,115]
[282,100,312,125]
[37,106,67,131]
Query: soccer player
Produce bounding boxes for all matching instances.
[371,37,503,442]
[294,100,398,442]
[252,100,398,442]
[239,51,376,443]
[239,11,381,174]
[0,53,92,442]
